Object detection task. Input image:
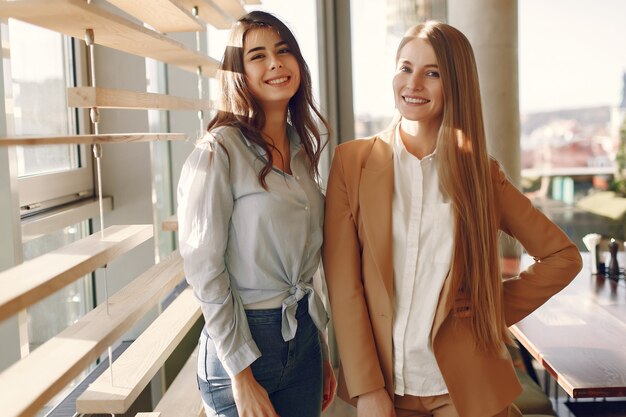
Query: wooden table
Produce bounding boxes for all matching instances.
[510,253,626,398]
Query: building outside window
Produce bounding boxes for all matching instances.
[519,0,626,246]
[519,0,626,205]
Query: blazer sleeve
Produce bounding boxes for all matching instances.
[493,160,583,326]
[323,146,386,398]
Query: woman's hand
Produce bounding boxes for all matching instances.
[321,360,337,411]
[357,387,396,417]
[232,367,279,417]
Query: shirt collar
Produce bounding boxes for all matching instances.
[393,120,437,162]
[240,124,303,158]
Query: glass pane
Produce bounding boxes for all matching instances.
[519,0,626,247]
[350,0,419,138]
[7,19,77,177]
[22,223,91,351]
[520,0,626,184]
[22,222,93,417]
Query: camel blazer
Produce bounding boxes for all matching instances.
[322,132,583,417]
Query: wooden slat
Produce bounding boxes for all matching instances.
[153,347,205,417]
[0,133,187,146]
[0,224,153,323]
[0,0,219,77]
[67,87,213,111]
[162,214,178,232]
[77,289,202,414]
[177,0,232,29]
[0,251,185,417]
[212,0,246,20]
[106,0,205,33]
[21,197,113,243]
[244,0,261,4]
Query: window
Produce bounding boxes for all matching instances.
[3,19,93,217]
[519,0,626,200]
[2,18,96,346]
[23,223,92,352]
[518,0,626,247]
[1,19,96,415]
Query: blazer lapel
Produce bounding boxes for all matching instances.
[359,135,394,302]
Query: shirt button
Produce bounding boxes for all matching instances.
[295,175,301,181]
[304,206,309,211]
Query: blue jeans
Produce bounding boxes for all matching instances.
[197,298,323,417]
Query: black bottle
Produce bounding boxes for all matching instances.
[608,238,620,278]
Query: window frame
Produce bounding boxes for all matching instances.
[0,21,94,218]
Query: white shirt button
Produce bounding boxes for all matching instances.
[304,206,309,211]
[295,175,301,180]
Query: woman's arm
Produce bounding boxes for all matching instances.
[323,146,387,399]
[232,367,279,417]
[492,160,583,326]
[177,139,261,377]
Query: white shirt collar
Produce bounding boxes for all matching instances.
[393,121,437,162]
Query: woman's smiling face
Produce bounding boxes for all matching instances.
[243,27,301,111]
[393,38,444,125]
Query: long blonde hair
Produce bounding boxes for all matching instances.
[397,21,507,354]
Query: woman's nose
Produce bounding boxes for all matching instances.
[269,55,283,70]
[407,74,423,90]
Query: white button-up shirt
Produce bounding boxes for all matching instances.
[392,124,454,396]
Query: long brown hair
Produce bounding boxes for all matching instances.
[207,11,330,188]
[396,21,507,354]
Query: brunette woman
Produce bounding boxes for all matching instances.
[178,11,336,417]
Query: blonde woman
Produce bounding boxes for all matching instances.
[323,21,581,417]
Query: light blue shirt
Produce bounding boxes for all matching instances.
[177,125,328,377]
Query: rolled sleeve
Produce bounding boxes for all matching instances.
[177,138,261,377]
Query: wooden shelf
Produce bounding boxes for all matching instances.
[77,289,201,414]
[161,214,178,231]
[0,224,153,323]
[106,0,205,33]
[213,0,246,20]
[0,251,185,417]
[67,87,213,111]
[153,347,205,417]
[0,0,219,77]
[0,133,187,146]
[178,0,232,29]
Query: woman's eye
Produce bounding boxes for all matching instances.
[426,71,440,78]
[250,53,264,61]
[278,48,292,54]
[399,65,411,72]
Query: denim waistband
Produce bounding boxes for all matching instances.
[244,296,309,319]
